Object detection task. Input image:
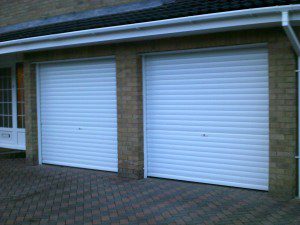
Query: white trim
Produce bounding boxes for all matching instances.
[0,143,25,150]
[12,65,17,130]
[0,127,14,131]
[142,56,147,178]
[36,64,42,165]
[298,57,300,198]
[34,55,115,64]
[11,64,18,147]
[1,5,300,55]
[282,12,300,55]
[141,43,268,56]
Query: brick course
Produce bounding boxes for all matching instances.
[24,28,298,199]
[116,45,144,179]
[24,63,39,165]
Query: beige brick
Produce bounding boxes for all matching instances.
[23,28,298,199]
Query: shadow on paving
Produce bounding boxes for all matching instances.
[0,149,26,159]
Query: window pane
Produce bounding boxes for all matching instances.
[4,103,9,114]
[8,116,12,127]
[0,68,12,128]
[16,63,25,129]
[4,116,9,127]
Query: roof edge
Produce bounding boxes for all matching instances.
[1,4,300,55]
[0,0,167,34]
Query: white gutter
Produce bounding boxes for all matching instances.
[1,5,300,54]
[282,11,300,199]
[282,12,300,55]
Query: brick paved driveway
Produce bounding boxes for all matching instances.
[0,159,299,225]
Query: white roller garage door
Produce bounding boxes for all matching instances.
[144,46,269,190]
[38,58,118,172]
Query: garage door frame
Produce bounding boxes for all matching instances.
[142,43,269,190]
[36,56,117,169]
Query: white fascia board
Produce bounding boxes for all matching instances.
[0,4,300,55]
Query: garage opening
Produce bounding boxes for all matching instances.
[37,58,118,172]
[143,45,269,190]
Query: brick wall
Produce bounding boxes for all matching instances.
[0,0,139,27]
[24,28,298,199]
[23,63,38,165]
[116,45,144,179]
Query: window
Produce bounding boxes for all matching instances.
[0,68,13,128]
[0,63,26,149]
[16,63,25,129]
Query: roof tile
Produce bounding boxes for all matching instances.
[0,0,299,42]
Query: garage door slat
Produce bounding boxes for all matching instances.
[145,46,269,191]
[148,162,268,179]
[39,58,118,172]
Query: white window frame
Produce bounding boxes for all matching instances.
[0,62,26,150]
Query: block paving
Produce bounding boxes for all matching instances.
[0,159,299,225]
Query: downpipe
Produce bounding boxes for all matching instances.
[282,11,300,199]
[298,57,300,199]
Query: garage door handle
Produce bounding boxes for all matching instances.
[200,133,208,137]
[78,128,82,130]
